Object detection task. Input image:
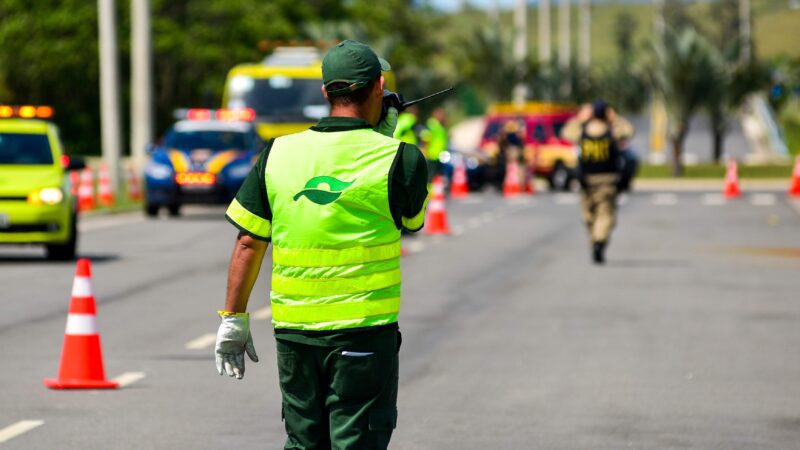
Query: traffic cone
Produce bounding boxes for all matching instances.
[788,155,800,198]
[503,160,521,198]
[723,158,742,199]
[450,160,469,199]
[523,170,536,195]
[127,166,143,202]
[69,170,80,197]
[425,175,450,235]
[44,259,118,390]
[98,163,115,207]
[77,168,95,212]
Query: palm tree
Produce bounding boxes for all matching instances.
[649,27,718,176]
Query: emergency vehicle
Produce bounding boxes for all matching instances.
[479,102,579,191]
[143,108,262,217]
[0,105,85,260]
[222,46,395,141]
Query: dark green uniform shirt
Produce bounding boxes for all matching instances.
[227,116,429,346]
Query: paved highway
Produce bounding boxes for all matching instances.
[1,188,799,449]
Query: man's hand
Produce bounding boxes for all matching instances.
[215,311,259,379]
[375,107,399,137]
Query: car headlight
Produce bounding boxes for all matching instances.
[145,163,173,180]
[439,151,452,164]
[28,187,64,205]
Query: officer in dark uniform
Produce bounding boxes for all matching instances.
[562,100,634,264]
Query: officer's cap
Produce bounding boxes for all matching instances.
[322,40,391,97]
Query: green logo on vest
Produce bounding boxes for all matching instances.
[293,176,354,205]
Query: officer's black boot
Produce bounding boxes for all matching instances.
[592,241,606,265]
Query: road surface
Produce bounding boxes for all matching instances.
[1,188,799,449]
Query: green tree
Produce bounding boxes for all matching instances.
[649,27,718,176]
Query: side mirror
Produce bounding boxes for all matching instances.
[64,155,86,171]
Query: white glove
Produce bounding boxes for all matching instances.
[376,107,399,137]
[215,311,259,379]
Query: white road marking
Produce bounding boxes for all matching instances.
[749,193,777,206]
[252,307,271,321]
[652,193,678,206]
[79,213,145,232]
[0,420,44,443]
[406,240,426,253]
[185,333,217,350]
[466,217,483,228]
[112,371,146,387]
[702,193,727,206]
[554,193,578,205]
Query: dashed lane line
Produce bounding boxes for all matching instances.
[185,333,217,350]
[554,193,579,205]
[652,193,678,206]
[252,307,271,321]
[112,371,146,387]
[702,193,727,206]
[749,193,777,206]
[0,420,44,444]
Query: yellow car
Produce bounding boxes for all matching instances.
[0,106,85,260]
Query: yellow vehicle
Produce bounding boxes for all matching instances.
[0,105,85,260]
[222,47,394,141]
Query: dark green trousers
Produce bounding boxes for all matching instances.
[275,327,399,450]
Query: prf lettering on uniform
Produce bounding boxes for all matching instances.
[581,139,611,162]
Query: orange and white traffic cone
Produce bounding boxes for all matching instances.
[69,170,80,197]
[723,158,742,199]
[450,160,469,199]
[44,259,118,389]
[503,160,521,198]
[127,166,143,202]
[425,175,450,235]
[77,168,95,212]
[523,169,536,196]
[98,163,115,207]
[788,155,800,198]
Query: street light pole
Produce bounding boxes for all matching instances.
[131,0,154,173]
[579,0,591,69]
[512,0,528,105]
[538,0,551,66]
[98,0,122,195]
[558,0,571,97]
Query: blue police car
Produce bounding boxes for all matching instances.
[143,109,262,217]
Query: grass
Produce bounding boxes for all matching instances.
[638,163,794,179]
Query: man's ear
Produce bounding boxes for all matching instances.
[321,84,329,101]
[377,76,385,96]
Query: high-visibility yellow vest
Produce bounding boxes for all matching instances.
[265,128,404,331]
[425,117,448,162]
[394,112,418,145]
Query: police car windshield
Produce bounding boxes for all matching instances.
[165,130,249,151]
[0,133,53,165]
[228,78,328,122]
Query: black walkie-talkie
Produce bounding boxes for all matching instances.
[381,87,454,121]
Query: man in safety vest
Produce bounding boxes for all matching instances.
[422,107,448,181]
[214,40,428,449]
[561,100,634,264]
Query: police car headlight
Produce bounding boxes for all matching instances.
[28,187,64,205]
[145,163,173,180]
[228,163,251,179]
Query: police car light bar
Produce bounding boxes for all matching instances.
[174,108,255,122]
[0,105,54,119]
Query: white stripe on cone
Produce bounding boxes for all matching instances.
[71,276,93,298]
[65,314,98,335]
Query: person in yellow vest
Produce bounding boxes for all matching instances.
[215,40,429,449]
[422,107,448,181]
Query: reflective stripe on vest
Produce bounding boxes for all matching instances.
[265,128,403,331]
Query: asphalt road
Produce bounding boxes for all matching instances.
[1,188,799,449]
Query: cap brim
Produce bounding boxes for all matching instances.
[378,57,391,72]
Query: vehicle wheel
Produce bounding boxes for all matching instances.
[167,203,181,217]
[551,162,570,191]
[145,203,160,218]
[46,213,78,261]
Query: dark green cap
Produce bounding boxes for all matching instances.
[322,40,391,97]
